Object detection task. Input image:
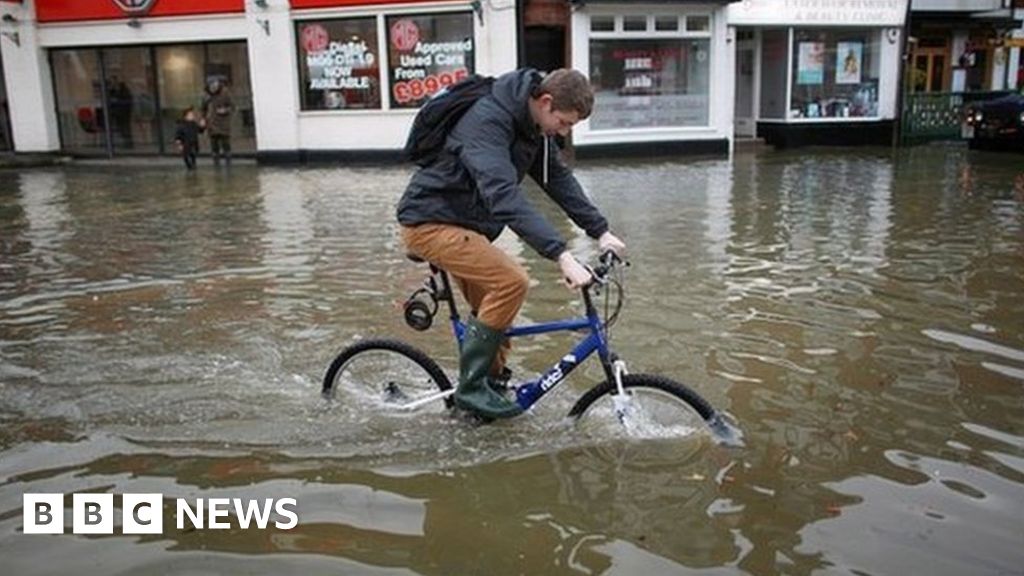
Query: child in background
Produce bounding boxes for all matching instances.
[174,107,204,170]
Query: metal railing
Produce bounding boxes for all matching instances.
[901,91,1013,144]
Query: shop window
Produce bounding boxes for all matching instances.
[591,15,614,32]
[759,29,789,119]
[587,11,711,131]
[51,49,109,153]
[623,16,647,32]
[655,16,679,32]
[386,12,475,109]
[686,15,710,33]
[789,29,880,119]
[296,17,381,111]
[589,38,711,129]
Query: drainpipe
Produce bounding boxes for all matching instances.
[516,0,525,68]
[892,0,913,148]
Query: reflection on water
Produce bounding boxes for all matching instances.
[1,145,1023,574]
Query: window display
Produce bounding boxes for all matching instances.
[386,12,475,109]
[789,29,879,119]
[296,17,381,111]
[588,13,712,131]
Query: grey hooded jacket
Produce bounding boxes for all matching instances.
[396,68,608,260]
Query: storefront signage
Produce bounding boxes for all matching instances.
[298,19,379,109]
[386,13,475,109]
[112,0,156,14]
[728,0,908,27]
[35,0,243,23]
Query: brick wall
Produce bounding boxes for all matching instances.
[524,0,569,27]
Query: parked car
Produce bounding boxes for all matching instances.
[962,93,1024,151]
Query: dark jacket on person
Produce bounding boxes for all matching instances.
[396,68,608,260]
[174,119,203,151]
[202,88,234,137]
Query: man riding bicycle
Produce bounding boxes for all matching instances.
[397,68,626,420]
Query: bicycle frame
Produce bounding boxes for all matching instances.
[432,266,618,412]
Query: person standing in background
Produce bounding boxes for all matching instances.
[201,78,234,165]
[173,107,204,171]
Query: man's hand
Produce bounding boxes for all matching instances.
[598,231,626,255]
[558,251,592,290]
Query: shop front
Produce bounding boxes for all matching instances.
[1,0,254,156]
[49,42,254,156]
[728,0,908,148]
[0,0,514,160]
[261,0,517,162]
[568,1,737,157]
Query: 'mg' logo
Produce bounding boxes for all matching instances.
[111,0,157,14]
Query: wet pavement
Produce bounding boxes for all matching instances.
[1,144,1023,574]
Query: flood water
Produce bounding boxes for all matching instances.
[1,145,1023,575]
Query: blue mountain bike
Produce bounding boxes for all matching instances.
[322,251,740,445]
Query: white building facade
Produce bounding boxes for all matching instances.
[726,0,910,147]
[566,1,737,157]
[0,0,517,161]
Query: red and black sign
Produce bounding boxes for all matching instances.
[35,0,244,23]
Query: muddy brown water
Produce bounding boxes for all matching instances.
[1,145,1022,575]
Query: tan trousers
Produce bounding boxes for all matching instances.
[401,223,528,373]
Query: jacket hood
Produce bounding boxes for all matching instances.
[491,68,542,138]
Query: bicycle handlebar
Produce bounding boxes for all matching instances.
[587,250,626,288]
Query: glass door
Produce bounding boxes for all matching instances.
[156,44,206,155]
[51,49,109,154]
[206,42,255,152]
[101,47,161,153]
[912,49,949,93]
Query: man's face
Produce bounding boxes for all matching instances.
[533,94,580,137]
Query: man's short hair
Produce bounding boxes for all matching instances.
[538,69,594,119]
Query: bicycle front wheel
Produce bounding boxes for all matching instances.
[322,338,453,412]
[569,374,718,441]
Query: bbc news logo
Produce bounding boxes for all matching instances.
[23,494,298,534]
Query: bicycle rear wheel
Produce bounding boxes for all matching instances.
[322,338,453,412]
[569,374,738,444]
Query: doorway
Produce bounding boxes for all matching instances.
[524,26,566,72]
[911,46,949,93]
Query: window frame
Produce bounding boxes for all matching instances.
[584,11,715,132]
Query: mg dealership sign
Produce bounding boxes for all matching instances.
[111,0,157,14]
[35,0,243,23]
[728,0,908,27]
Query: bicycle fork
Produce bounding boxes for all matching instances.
[610,359,634,425]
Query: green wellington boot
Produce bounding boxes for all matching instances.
[455,319,523,420]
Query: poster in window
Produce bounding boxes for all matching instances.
[387,12,475,109]
[296,18,380,111]
[797,42,824,85]
[836,42,862,84]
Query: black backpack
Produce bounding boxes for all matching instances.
[403,74,495,166]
